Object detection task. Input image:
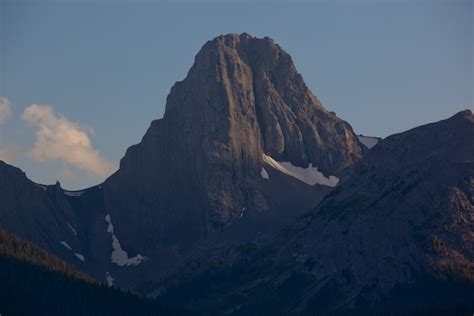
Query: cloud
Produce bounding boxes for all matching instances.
[22,104,115,178]
[0,97,12,125]
[0,145,19,164]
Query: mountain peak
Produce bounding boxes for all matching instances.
[206,33,281,57]
[165,33,363,172]
[105,34,365,256]
[205,33,276,48]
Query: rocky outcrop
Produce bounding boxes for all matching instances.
[103,33,364,253]
[154,110,474,314]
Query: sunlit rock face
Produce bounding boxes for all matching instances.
[103,33,364,252]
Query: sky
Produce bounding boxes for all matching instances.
[0,0,472,189]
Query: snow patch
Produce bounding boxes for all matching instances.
[358,135,380,149]
[238,207,247,219]
[64,190,84,197]
[260,167,269,180]
[60,241,72,251]
[67,222,78,236]
[60,239,84,261]
[262,154,339,187]
[105,214,113,233]
[105,272,114,287]
[105,214,147,267]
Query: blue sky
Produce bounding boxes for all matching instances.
[0,0,472,189]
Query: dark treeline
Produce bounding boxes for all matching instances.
[0,229,191,316]
[0,229,94,283]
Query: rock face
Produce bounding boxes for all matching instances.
[155,110,474,314]
[103,33,363,252]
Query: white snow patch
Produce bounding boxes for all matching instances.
[60,241,72,251]
[64,190,84,197]
[60,239,84,261]
[238,207,247,219]
[105,214,147,267]
[67,222,78,236]
[358,135,380,149]
[260,167,269,180]
[105,272,114,287]
[105,214,113,233]
[262,154,339,187]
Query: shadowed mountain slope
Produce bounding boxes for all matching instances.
[153,110,474,315]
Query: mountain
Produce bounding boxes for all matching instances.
[0,33,365,289]
[0,33,472,314]
[102,33,363,249]
[152,110,474,315]
[0,229,189,316]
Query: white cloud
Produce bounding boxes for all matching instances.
[22,104,115,178]
[0,97,12,125]
[0,145,19,164]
